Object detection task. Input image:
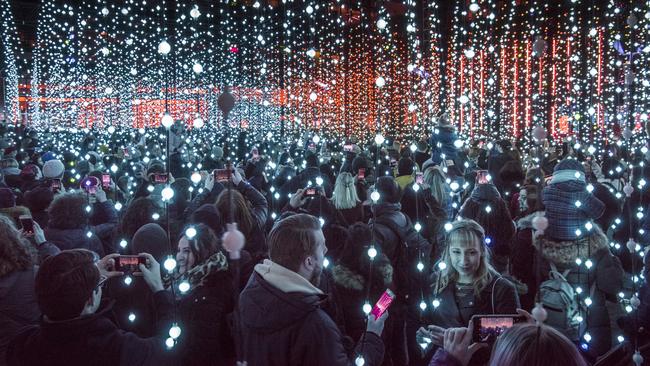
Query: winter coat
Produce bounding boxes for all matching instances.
[429,126,458,165]
[337,203,366,226]
[330,260,406,366]
[409,275,519,366]
[0,268,40,366]
[542,180,605,241]
[176,251,236,366]
[239,260,385,366]
[510,213,541,311]
[535,231,624,358]
[6,295,177,366]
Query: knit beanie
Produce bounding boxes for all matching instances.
[375,176,401,204]
[43,159,65,179]
[41,151,56,163]
[191,204,223,236]
[132,223,169,264]
[551,158,585,184]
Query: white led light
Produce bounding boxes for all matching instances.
[158,40,171,55]
[179,281,190,293]
[185,227,197,239]
[367,246,377,259]
[362,303,372,315]
[120,239,128,248]
[169,325,181,339]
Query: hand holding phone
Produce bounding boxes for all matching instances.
[102,174,111,188]
[471,314,526,344]
[19,215,34,235]
[371,289,395,320]
[114,255,148,274]
[303,186,320,197]
[358,168,365,180]
[214,169,232,182]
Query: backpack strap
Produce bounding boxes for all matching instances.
[491,275,503,314]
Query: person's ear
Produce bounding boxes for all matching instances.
[304,255,315,270]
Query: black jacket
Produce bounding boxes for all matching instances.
[239,270,384,366]
[7,293,177,366]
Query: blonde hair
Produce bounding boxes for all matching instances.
[331,172,360,210]
[489,323,587,366]
[423,166,449,207]
[433,219,495,298]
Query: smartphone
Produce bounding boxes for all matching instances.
[114,255,147,273]
[471,314,526,344]
[214,169,232,182]
[19,215,34,234]
[371,289,396,320]
[102,174,111,188]
[477,170,489,185]
[123,148,129,157]
[80,176,99,194]
[389,158,397,168]
[154,173,168,184]
[344,144,353,152]
[358,168,366,180]
[304,187,320,197]
[416,172,424,184]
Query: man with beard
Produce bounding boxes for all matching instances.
[239,213,387,366]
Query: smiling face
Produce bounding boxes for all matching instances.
[176,237,196,274]
[448,232,482,282]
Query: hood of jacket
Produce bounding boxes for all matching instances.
[516,212,540,230]
[239,260,326,334]
[371,202,405,223]
[40,299,117,342]
[331,262,393,291]
[534,232,609,268]
[470,183,501,202]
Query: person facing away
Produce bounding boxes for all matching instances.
[238,213,387,366]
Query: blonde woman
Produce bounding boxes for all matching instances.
[331,172,364,225]
[412,219,519,365]
[423,166,453,219]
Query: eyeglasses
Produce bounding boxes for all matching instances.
[95,275,108,291]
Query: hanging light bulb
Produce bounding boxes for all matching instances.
[370,191,380,202]
[163,257,177,272]
[362,302,372,314]
[355,356,365,366]
[432,299,441,308]
[192,63,203,74]
[169,324,181,339]
[419,301,427,310]
[375,76,386,88]
[178,281,190,293]
[374,134,385,145]
[367,246,377,259]
[192,117,204,128]
[377,18,387,29]
[161,113,173,128]
[185,227,197,239]
[161,186,174,201]
[158,40,171,55]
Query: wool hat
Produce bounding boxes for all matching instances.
[436,113,451,126]
[397,158,414,177]
[132,223,169,264]
[551,158,585,184]
[191,204,223,236]
[0,188,15,208]
[43,159,65,179]
[20,164,41,181]
[41,151,56,163]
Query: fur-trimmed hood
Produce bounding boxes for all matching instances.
[534,230,609,268]
[331,262,393,291]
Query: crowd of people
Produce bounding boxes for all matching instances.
[0,115,648,366]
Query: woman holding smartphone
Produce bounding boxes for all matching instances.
[410,219,520,366]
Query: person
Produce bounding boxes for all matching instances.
[106,223,170,338]
[423,166,453,220]
[214,169,268,258]
[427,322,588,366]
[395,158,415,190]
[174,223,236,366]
[429,113,458,166]
[0,215,58,366]
[6,249,177,366]
[331,172,364,225]
[45,190,117,256]
[458,181,515,273]
[239,213,387,366]
[412,219,519,366]
[534,225,624,359]
[542,158,604,241]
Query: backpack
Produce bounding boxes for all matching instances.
[538,263,591,341]
[369,215,432,302]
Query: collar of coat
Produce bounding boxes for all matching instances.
[254,259,323,295]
